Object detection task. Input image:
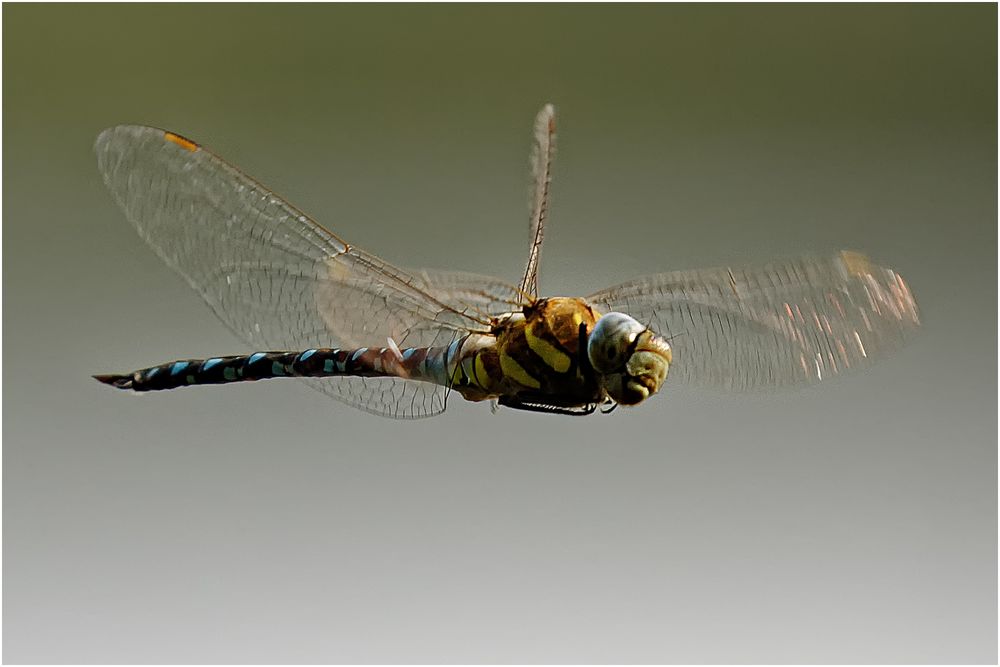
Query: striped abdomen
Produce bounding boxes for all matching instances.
[94,341,482,393]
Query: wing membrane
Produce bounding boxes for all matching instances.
[412,268,525,317]
[519,104,556,299]
[95,125,502,418]
[589,251,920,389]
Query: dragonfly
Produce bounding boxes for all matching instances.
[94,104,920,418]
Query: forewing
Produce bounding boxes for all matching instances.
[95,125,490,418]
[519,103,556,299]
[589,251,920,389]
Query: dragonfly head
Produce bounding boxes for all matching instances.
[587,312,672,405]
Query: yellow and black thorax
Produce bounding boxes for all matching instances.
[454,297,604,406]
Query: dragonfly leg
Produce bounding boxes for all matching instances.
[496,396,597,416]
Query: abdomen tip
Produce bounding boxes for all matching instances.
[93,373,132,389]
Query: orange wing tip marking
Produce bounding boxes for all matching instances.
[164,131,198,152]
[839,250,873,277]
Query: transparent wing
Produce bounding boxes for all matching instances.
[95,125,502,418]
[411,269,526,316]
[519,103,556,299]
[588,251,920,389]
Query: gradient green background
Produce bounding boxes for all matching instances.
[4,4,996,663]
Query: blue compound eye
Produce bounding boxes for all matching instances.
[587,312,645,374]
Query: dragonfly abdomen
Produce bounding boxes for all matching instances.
[93,344,466,393]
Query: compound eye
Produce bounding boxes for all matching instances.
[587,312,645,374]
[588,339,627,374]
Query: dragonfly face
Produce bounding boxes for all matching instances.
[588,312,672,405]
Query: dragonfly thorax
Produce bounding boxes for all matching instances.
[450,297,603,408]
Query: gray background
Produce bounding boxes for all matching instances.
[4,4,996,663]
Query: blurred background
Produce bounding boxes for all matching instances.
[4,4,996,663]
